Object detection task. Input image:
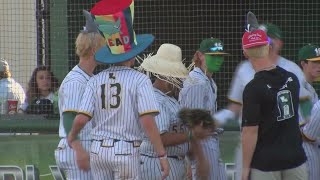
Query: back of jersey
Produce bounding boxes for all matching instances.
[79,66,159,141]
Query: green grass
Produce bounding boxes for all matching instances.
[220,131,240,163]
[0,131,240,180]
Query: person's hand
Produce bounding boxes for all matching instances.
[241,168,250,180]
[75,147,90,171]
[191,122,214,140]
[159,157,170,180]
[67,133,76,148]
[186,160,192,180]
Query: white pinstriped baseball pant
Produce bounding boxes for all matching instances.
[192,137,227,180]
[54,138,93,180]
[140,154,187,180]
[90,139,141,180]
[303,141,320,180]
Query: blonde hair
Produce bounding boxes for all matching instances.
[244,45,269,59]
[75,32,105,59]
[0,70,11,79]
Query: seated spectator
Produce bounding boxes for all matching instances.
[0,58,26,114]
[20,66,59,115]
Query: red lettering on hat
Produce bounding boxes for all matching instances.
[108,39,114,46]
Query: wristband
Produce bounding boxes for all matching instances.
[159,154,168,160]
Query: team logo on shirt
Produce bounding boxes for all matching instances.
[279,77,293,90]
[277,90,294,121]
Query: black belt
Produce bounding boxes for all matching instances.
[141,153,185,160]
[93,139,142,147]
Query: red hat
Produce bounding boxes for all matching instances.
[242,29,269,49]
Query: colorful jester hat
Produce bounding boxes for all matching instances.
[85,0,155,64]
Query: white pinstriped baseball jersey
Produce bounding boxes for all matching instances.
[179,67,227,180]
[302,100,320,180]
[301,81,318,105]
[58,65,92,140]
[140,88,189,180]
[140,88,189,157]
[303,100,320,140]
[78,66,159,141]
[179,67,217,115]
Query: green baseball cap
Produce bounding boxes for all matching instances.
[259,23,281,39]
[298,44,320,61]
[198,38,228,55]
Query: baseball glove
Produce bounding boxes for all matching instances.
[178,108,216,130]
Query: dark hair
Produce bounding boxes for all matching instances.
[26,66,59,103]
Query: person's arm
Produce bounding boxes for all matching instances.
[214,102,241,126]
[68,114,91,145]
[299,97,312,126]
[302,101,320,142]
[155,104,191,146]
[140,114,166,155]
[160,132,190,146]
[140,114,169,179]
[241,83,261,180]
[137,78,169,179]
[190,139,209,179]
[67,113,91,171]
[241,126,258,179]
[60,81,87,135]
[214,62,248,125]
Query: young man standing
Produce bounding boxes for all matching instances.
[55,9,105,180]
[298,44,320,180]
[241,29,307,180]
[67,0,169,179]
[179,38,228,180]
[139,43,211,180]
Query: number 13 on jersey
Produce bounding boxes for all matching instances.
[101,83,122,109]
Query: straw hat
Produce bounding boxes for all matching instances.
[139,43,189,88]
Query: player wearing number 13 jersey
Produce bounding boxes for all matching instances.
[67,0,169,179]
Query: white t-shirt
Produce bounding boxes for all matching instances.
[0,78,26,114]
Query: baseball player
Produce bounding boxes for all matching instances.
[179,38,228,180]
[241,27,307,180]
[302,100,320,180]
[67,0,169,179]
[298,44,320,180]
[213,22,312,180]
[54,10,105,179]
[138,43,212,180]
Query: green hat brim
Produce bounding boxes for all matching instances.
[205,52,229,55]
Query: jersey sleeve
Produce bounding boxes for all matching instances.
[78,80,96,118]
[179,84,207,109]
[286,61,309,99]
[61,82,86,113]
[302,101,320,140]
[137,78,159,116]
[242,83,261,127]
[155,103,171,134]
[228,64,245,104]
